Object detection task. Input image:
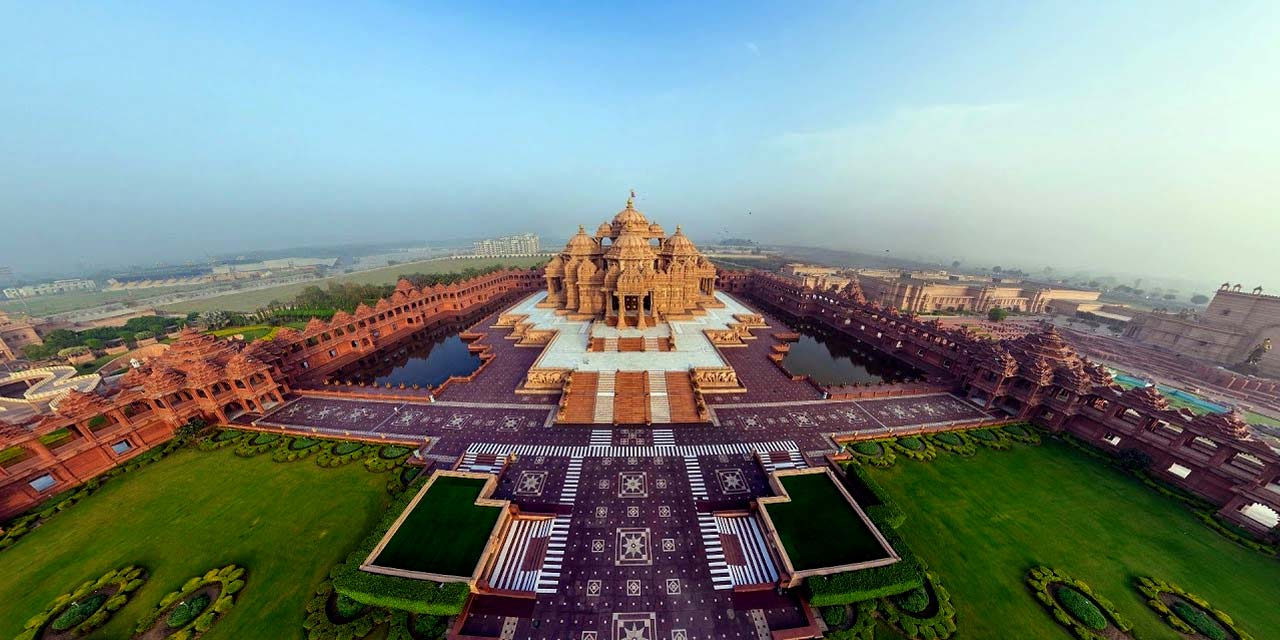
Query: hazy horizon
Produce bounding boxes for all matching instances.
[3,2,1277,287]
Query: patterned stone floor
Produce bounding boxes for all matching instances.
[248,296,999,640]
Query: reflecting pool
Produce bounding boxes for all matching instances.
[781,321,919,386]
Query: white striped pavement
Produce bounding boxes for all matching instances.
[560,458,583,505]
[684,455,708,500]
[589,429,612,447]
[463,440,800,460]
[716,515,779,587]
[652,429,676,447]
[488,517,553,592]
[458,452,508,474]
[534,516,573,594]
[698,514,734,590]
[759,449,807,473]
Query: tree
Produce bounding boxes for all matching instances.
[1162,293,1176,300]
[951,260,961,269]
[1190,294,1209,304]
[992,266,1003,273]
[199,310,230,330]
[987,307,1009,322]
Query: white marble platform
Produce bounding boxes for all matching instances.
[503,291,754,372]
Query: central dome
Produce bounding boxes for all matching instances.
[611,194,649,232]
[605,230,656,260]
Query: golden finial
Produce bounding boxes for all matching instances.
[627,189,636,208]
[578,224,585,233]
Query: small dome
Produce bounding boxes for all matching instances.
[662,225,698,255]
[611,193,649,232]
[595,222,613,237]
[648,223,665,236]
[564,225,597,255]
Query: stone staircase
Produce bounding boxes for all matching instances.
[593,370,616,423]
[665,372,701,423]
[643,336,660,351]
[648,370,671,423]
[561,372,598,424]
[613,371,648,424]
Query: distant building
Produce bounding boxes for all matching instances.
[473,233,541,257]
[3,279,97,299]
[1127,284,1280,376]
[852,269,1100,314]
[779,263,853,290]
[211,257,338,275]
[0,311,43,362]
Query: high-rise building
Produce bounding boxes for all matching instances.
[472,233,541,257]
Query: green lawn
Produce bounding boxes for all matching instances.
[866,438,1280,639]
[372,475,499,578]
[0,446,390,639]
[160,256,548,314]
[769,472,890,571]
[0,286,208,317]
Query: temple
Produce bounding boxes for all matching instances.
[541,192,718,327]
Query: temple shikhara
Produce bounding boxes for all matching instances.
[1,192,1276,640]
[541,192,718,326]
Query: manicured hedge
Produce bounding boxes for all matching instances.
[928,430,978,456]
[303,580,387,640]
[1025,566,1133,640]
[330,475,470,616]
[134,564,246,638]
[13,565,148,640]
[1057,586,1106,630]
[841,462,906,529]
[880,571,958,639]
[1134,576,1255,640]
[847,441,897,468]
[1000,422,1042,444]
[891,436,938,461]
[806,529,923,606]
[967,428,1012,449]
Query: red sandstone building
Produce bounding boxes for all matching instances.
[2,265,1275,542]
[0,268,542,518]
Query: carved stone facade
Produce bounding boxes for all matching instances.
[0,268,544,519]
[1128,286,1280,376]
[729,270,1280,540]
[541,194,718,328]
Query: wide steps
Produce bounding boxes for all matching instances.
[562,372,598,424]
[593,371,616,423]
[665,372,701,423]
[613,371,648,424]
[648,370,671,424]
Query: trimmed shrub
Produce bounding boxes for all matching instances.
[891,436,938,461]
[14,565,147,638]
[807,529,923,607]
[967,428,1012,450]
[1025,567,1133,639]
[894,586,929,614]
[134,564,245,637]
[847,441,897,467]
[50,593,107,631]
[1057,586,1106,630]
[928,431,978,456]
[379,445,411,459]
[841,462,905,529]
[302,580,386,640]
[1171,601,1227,640]
[897,436,923,450]
[821,605,848,627]
[1134,576,1254,640]
[167,593,211,628]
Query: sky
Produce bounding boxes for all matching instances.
[2,1,1277,286]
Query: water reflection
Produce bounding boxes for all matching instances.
[333,332,481,388]
[781,321,918,386]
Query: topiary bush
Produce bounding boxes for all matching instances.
[891,436,938,461]
[821,604,848,627]
[316,441,373,468]
[234,432,282,457]
[302,580,387,640]
[846,441,897,468]
[50,593,108,631]
[967,428,1012,450]
[166,592,211,628]
[1134,576,1254,640]
[1057,586,1107,630]
[928,431,978,456]
[199,429,246,451]
[807,528,924,607]
[1171,601,1228,640]
[13,565,147,639]
[1025,566,1133,640]
[135,564,246,638]
[1000,422,1041,444]
[879,571,958,639]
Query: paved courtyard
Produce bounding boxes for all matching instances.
[250,295,997,640]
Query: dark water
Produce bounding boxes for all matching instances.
[336,333,481,388]
[781,321,918,386]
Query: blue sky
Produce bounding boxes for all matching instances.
[2,1,1278,285]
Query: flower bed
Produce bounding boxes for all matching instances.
[967,428,1012,450]
[14,565,148,639]
[1025,566,1133,639]
[846,441,897,468]
[1000,422,1042,444]
[928,431,977,456]
[134,564,246,639]
[879,571,958,639]
[1134,576,1253,640]
[890,436,938,461]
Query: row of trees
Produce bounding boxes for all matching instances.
[22,316,180,361]
[289,264,513,314]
